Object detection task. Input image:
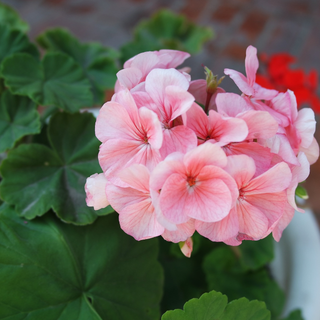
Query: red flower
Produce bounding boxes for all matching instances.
[256,53,320,113]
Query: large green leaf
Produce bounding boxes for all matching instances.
[120,9,214,63]
[0,24,38,67]
[0,3,29,32]
[0,91,40,152]
[37,28,119,103]
[203,246,285,318]
[0,112,112,224]
[161,290,270,320]
[0,206,163,319]
[280,310,304,320]
[238,235,274,270]
[1,52,93,112]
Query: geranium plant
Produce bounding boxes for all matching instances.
[0,3,318,320]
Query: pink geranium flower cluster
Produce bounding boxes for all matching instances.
[85,47,319,256]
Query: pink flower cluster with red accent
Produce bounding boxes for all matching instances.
[256,53,320,113]
[85,46,319,255]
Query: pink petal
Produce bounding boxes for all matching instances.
[208,111,248,145]
[95,101,138,142]
[216,93,252,117]
[239,110,278,140]
[253,83,278,100]
[188,79,207,106]
[106,182,146,213]
[99,139,161,179]
[196,207,239,241]
[157,49,190,68]
[160,125,198,158]
[287,152,310,212]
[116,67,142,91]
[185,102,209,141]
[245,45,258,86]
[200,165,239,206]
[117,164,150,193]
[208,88,226,111]
[186,166,233,222]
[183,142,227,176]
[295,108,316,148]
[244,162,292,195]
[299,137,319,165]
[246,192,288,232]
[113,89,140,124]
[162,219,195,243]
[224,69,254,96]
[236,200,269,239]
[270,91,293,121]
[138,107,163,149]
[224,155,256,189]
[128,51,160,80]
[272,202,295,242]
[249,99,290,127]
[164,85,195,122]
[85,173,109,210]
[224,142,273,177]
[159,173,193,224]
[264,134,300,165]
[145,68,190,107]
[119,199,164,240]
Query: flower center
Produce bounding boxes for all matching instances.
[187,176,197,187]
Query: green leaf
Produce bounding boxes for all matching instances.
[238,235,274,270]
[0,206,163,319]
[295,185,308,200]
[161,290,270,320]
[280,310,304,320]
[0,3,29,32]
[120,9,214,63]
[1,52,93,112]
[0,91,40,152]
[0,24,39,67]
[37,28,119,103]
[0,112,113,225]
[203,246,285,318]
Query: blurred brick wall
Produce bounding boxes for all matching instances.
[3,0,320,223]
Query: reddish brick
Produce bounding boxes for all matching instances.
[289,1,309,14]
[212,3,241,23]
[67,5,95,14]
[240,10,269,40]
[44,0,68,5]
[180,0,208,22]
[222,42,247,61]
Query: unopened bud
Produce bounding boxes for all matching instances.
[204,66,225,95]
[179,237,193,258]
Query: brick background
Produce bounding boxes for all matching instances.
[2,0,320,224]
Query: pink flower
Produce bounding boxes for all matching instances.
[150,143,239,225]
[96,89,163,182]
[186,102,249,146]
[140,68,198,158]
[216,93,279,140]
[224,46,278,100]
[85,173,109,210]
[273,152,310,241]
[106,164,195,242]
[196,155,292,244]
[116,50,190,92]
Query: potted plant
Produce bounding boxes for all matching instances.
[0,3,318,320]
